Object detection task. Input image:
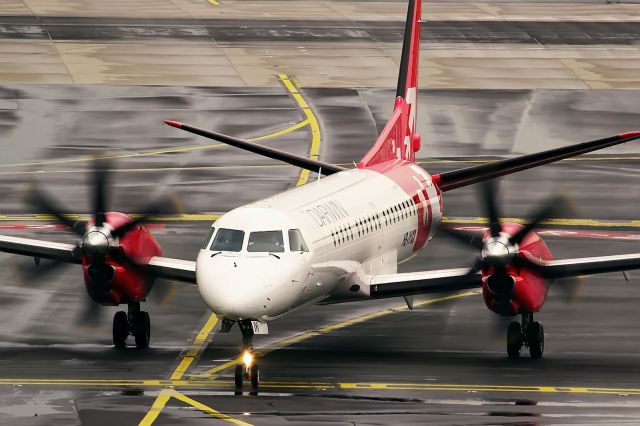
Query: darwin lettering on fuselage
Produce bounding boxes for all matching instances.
[305,200,350,227]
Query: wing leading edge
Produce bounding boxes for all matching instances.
[0,235,196,284]
[320,251,640,305]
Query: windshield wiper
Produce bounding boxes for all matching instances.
[269,253,280,259]
[211,251,222,257]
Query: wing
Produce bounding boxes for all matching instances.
[147,256,196,284]
[317,264,482,305]
[0,235,80,264]
[0,235,196,284]
[524,252,640,279]
[369,268,482,298]
[319,251,640,305]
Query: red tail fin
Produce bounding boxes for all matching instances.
[359,0,421,168]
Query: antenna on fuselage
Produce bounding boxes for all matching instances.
[317,167,322,186]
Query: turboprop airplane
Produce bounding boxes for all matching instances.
[0,0,640,393]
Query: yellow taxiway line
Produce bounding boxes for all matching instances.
[207,0,221,5]
[139,74,319,425]
[278,74,321,187]
[0,119,308,170]
[1,378,640,397]
[138,314,219,426]
[2,214,640,230]
[197,291,479,378]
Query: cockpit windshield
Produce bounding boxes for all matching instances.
[288,229,309,252]
[247,230,285,253]
[210,228,244,252]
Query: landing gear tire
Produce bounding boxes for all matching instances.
[249,364,260,395]
[113,311,128,348]
[234,364,244,395]
[527,321,544,359]
[234,361,260,395]
[506,321,522,359]
[133,311,151,349]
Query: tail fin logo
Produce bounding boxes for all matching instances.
[359,0,422,169]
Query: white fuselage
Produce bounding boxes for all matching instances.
[195,164,442,321]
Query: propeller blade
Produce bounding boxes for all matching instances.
[481,181,502,238]
[12,257,73,284]
[509,195,567,246]
[25,186,85,236]
[440,227,485,250]
[111,194,182,239]
[74,297,103,329]
[108,248,152,279]
[149,280,177,308]
[552,276,584,304]
[92,157,112,227]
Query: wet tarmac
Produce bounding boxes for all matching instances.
[0,80,637,424]
[0,1,639,425]
[1,16,639,45]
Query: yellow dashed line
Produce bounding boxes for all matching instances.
[207,0,221,5]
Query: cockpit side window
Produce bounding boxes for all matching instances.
[210,228,245,252]
[247,230,285,253]
[201,227,215,249]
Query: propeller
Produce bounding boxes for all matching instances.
[442,180,569,302]
[21,156,179,323]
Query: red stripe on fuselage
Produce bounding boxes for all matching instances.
[364,159,442,252]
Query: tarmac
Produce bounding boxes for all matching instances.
[0,0,638,424]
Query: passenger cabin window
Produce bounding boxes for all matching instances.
[247,230,285,252]
[201,227,215,249]
[211,228,244,252]
[289,229,309,252]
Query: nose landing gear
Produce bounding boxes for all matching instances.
[506,313,544,359]
[234,320,260,395]
[112,302,151,349]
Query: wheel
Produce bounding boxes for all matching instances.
[507,321,522,359]
[527,321,544,359]
[113,311,128,348]
[234,364,244,393]
[133,311,151,349]
[249,364,260,394]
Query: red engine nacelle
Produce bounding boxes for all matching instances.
[81,212,162,305]
[481,222,553,316]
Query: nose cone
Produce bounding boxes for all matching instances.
[196,251,303,320]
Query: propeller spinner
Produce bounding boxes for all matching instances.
[22,157,178,324]
[443,180,568,301]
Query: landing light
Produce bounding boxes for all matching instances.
[242,350,254,368]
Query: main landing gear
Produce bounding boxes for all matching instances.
[234,320,260,395]
[113,302,151,349]
[506,313,544,359]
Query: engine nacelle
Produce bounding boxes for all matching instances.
[481,222,553,316]
[82,212,162,305]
